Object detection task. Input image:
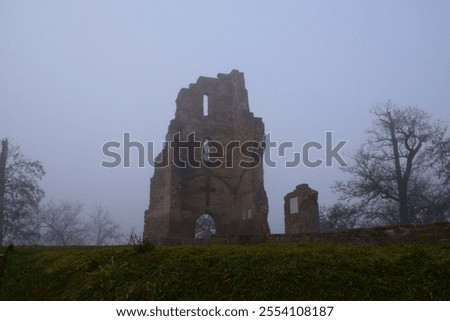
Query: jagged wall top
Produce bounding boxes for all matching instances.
[174,69,250,120]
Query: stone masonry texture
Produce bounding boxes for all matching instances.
[284,184,320,234]
[144,70,270,243]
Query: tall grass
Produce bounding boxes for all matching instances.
[0,243,449,300]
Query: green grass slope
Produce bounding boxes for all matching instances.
[0,243,449,300]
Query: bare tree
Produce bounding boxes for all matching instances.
[39,201,86,246]
[0,140,7,245]
[0,139,45,245]
[319,203,365,232]
[87,206,123,245]
[432,136,450,185]
[335,101,449,225]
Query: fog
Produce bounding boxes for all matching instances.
[1,1,449,235]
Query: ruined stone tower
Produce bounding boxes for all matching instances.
[144,70,270,243]
[284,184,320,234]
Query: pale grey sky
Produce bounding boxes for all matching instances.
[1,0,449,234]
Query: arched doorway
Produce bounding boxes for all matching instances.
[195,213,216,239]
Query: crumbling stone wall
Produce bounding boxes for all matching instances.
[284,184,320,234]
[248,222,450,245]
[144,70,270,243]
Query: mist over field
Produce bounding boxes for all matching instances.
[1,1,449,236]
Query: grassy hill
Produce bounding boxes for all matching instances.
[0,243,449,300]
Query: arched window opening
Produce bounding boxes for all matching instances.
[203,94,209,116]
[203,138,210,161]
[195,213,216,239]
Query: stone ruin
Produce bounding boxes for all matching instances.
[284,184,320,234]
[144,70,320,243]
[144,70,270,243]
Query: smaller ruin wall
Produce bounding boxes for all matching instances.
[284,184,320,234]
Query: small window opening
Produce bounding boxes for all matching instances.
[242,208,253,220]
[203,138,210,161]
[290,197,299,214]
[203,94,209,116]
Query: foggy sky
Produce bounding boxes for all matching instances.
[1,0,449,235]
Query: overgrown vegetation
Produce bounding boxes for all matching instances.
[0,243,448,300]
